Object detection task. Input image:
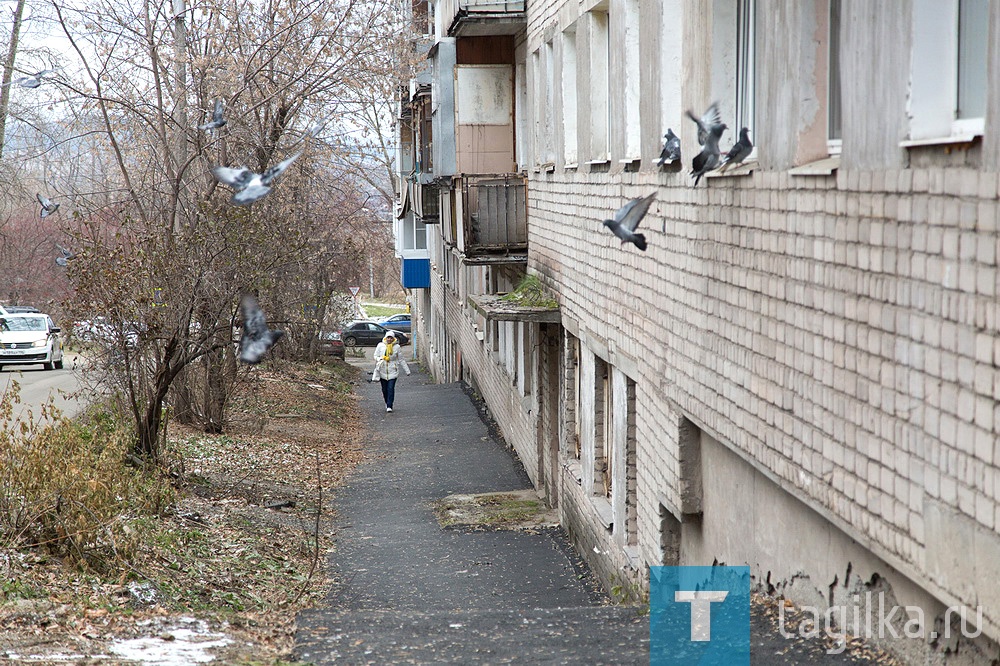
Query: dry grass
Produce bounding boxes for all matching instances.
[0,359,365,664]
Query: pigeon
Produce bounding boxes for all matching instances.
[4,69,58,89]
[719,127,753,172]
[601,192,657,251]
[198,98,227,131]
[37,193,59,218]
[211,151,302,206]
[686,102,722,146]
[54,243,75,267]
[657,129,681,165]
[690,123,727,187]
[238,294,284,364]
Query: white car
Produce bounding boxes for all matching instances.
[0,313,64,371]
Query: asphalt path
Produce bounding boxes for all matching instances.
[0,353,88,423]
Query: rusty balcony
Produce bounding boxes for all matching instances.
[455,173,527,264]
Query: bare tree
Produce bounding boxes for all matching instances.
[41,0,393,460]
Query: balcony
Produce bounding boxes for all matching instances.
[455,173,527,264]
[440,0,526,37]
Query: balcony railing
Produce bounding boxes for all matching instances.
[457,174,527,260]
[440,0,526,37]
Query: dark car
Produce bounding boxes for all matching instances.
[318,330,346,359]
[339,320,409,347]
[380,313,412,334]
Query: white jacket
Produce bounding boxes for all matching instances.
[372,340,410,381]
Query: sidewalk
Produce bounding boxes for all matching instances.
[294,358,649,664]
[293,359,903,665]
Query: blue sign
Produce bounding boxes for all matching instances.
[649,566,750,665]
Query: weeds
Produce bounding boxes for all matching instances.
[0,380,174,576]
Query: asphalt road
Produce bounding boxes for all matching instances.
[0,353,87,422]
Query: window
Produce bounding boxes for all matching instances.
[562,27,579,166]
[543,40,556,166]
[623,0,641,159]
[516,322,532,397]
[515,63,528,170]
[957,0,988,121]
[659,2,682,149]
[909,0,989,141]
[828,0,842,149]
[588,9,610,162]
[401,217,427,252]
[712,0,755,142]
[609,373,638,547]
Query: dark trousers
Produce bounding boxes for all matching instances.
[379,378,397,408]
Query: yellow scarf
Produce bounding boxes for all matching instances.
[382,341,394,362]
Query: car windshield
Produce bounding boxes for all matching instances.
[1,316,47,332]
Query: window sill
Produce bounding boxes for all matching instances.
[789,155,840,176]
[900,133,980,149]
[590,496,613,530]
[584,158,610,166]
[618,158,640,165]
[564,163,579,170]
[704,160,757,179]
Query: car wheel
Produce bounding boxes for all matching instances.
[54,359,63,369]
[344,336,357,347]
[43,362,54,370]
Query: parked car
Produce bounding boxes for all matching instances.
[339,320,409,347]
[318,330,346,359]
[0,313,64,371]
[380,313,412,334]
[2,305,41,313]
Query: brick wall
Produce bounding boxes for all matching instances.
[529,166,1000,637]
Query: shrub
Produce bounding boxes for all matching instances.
[0,382,174,574]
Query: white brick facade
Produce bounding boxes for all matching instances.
[403,0,1000,661]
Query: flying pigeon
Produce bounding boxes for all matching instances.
[37,193,59,218]
[198,98,227,131]
[54,243,75,267]
[4,69,58,89]
[211,151,302,206]
[690,123,727,187]
[601,192,657,251]
[238,294,284,364]
[719,127,753,172]
[686,102,722,146]
[657,129,681,165]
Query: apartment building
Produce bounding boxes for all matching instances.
[394,0,1000,660]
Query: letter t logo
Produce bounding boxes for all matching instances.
[674,591,729,641]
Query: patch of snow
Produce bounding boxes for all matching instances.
[109,617,231,665]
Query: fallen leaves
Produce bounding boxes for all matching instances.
[0,359,366,664]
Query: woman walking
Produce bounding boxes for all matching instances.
[372,331,411,412]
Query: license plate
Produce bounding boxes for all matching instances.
[0,349,32,356]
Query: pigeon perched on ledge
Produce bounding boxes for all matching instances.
[657,129,681,165]
[719,127,753,173]
[602,192,657,251]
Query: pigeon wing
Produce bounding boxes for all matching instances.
[260,151,302,186]
[212,166,255,190]
[614,193,657,232]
